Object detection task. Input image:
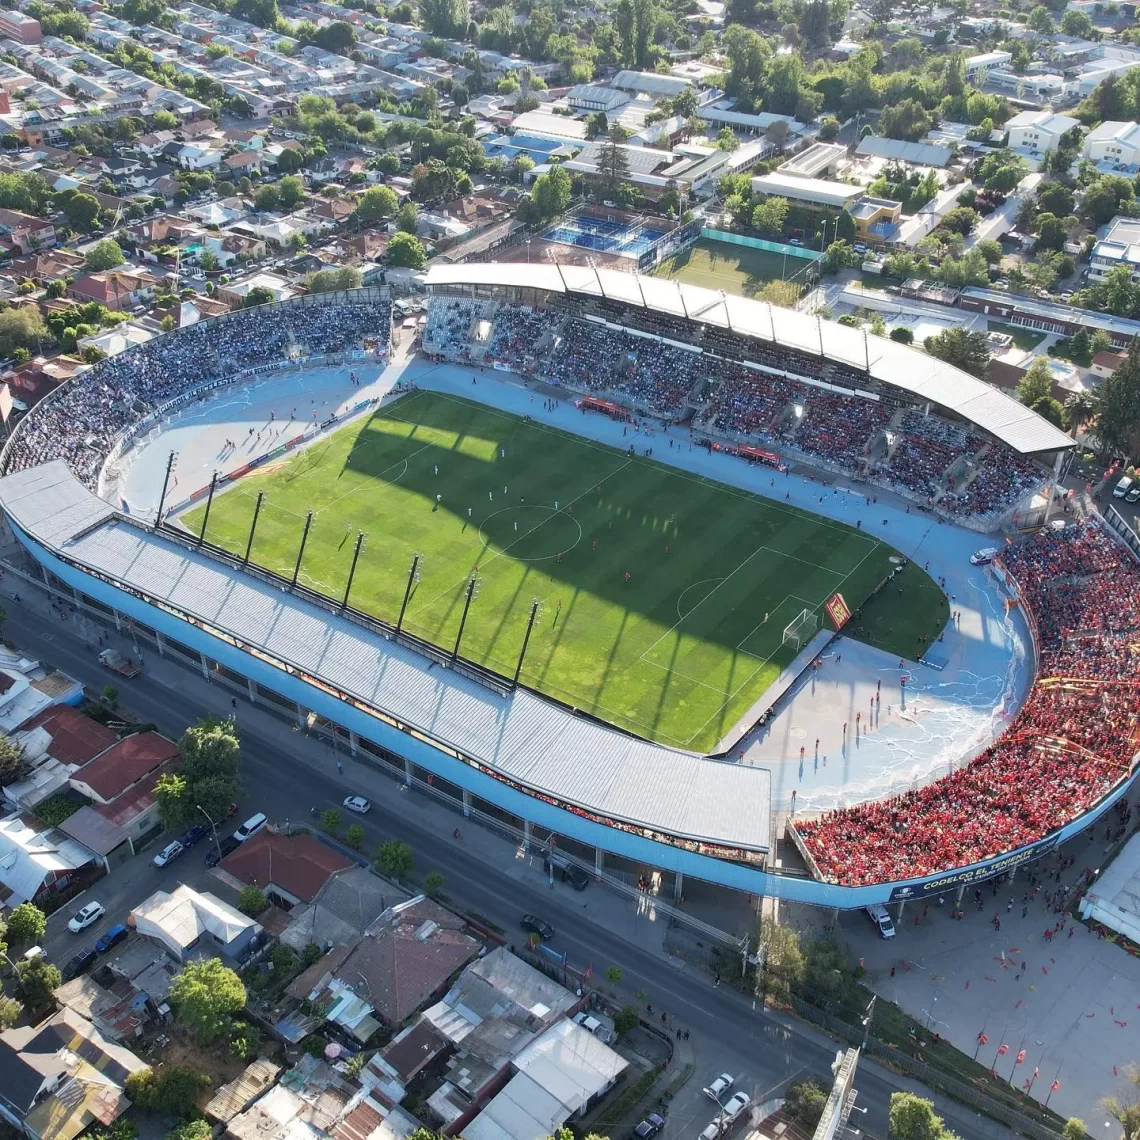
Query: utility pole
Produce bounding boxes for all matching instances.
[197,472,218,546]
[154,451,176,531]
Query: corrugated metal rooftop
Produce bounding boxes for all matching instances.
[0,462,771,853]
[424,263,1075,456]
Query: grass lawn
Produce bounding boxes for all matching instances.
[183,392,944,751]
[654,239,818,299]
[987,321,1047,352]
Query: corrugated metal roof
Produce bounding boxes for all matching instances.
[0,463,771,853]
[425,264,1074,455]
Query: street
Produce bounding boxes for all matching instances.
[7,586,1015,1140]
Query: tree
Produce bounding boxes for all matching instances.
[16,956,61,1008]
[169,959,246,1043]
[276,175,305,210]
[888,1092,957,1140]
[1037,182,1074,217]
[759,916,805,1004]
[531,166,571,220]
[308,267,362,294]
[344,824,365,850]
[975,238,1003,264]
[1061,1121,1086,1140]
[355,185,398,224]
[785,1079,828,1130]
[7,902,45,944]
[370,153,401,177]
[198,248,219,271]
[613,1004,639,1034]
[396,202,419,234]
[890,326,914,344]
[134,1066,210,1117]
[237,886,268,916]
[254,184,279,213]
[759,280,800,308]
[424,871,444,897]
[153,110,178,131]
[228,1020,261,1061]
[1061,8,1093,36]
[1081,175,1134,227]
[421,0,467,37]
[605,965,623,984]
[168,1121,212,1140]
[64,192,101,232]
[0,308,46,357]
[1032,394,1066,427]
[819,117,840,141]
[1035,212,1067,251]
[0,735,27,786]
[1017,357,1055,407]
[751,196,788,237]
[321,807,341,834]
[386,232,426,270]
[376,839,414,878]
[0,997,21,1028]
[1095,341,1140,456]
[940,207,979,236]
[924,327,990,378]
[244,286,276,308]
[880,98,933,142]
[1026,5,1055,34]
[715,126,739,151]
[597,124,630,195]
[85,239,125,271]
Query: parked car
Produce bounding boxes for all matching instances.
[1113,476,1134,499]
[632,1114,665,1140]
[343,795,371,814]
[704,1074,735,1101]
[1128,483,1140,504]
[700,1093,751,1140]
[205,834,241,867]
[68,901,106,933]
[970,547,999,565]
[153,840,185,867]
[233,811,267,842]
[179,823,209,847]
[520,914,554,940]
[95,924,129,954]
[545,854,589,890]
[62,946,98,981]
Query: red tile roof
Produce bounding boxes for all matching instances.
[24,706,117,766]
[74,731,179,800]
[220,831,353,903]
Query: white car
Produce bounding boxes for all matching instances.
[704,1074,735,1101]
[343,795,371,814]
[153,840,184,867]
[970,547,999,565]
[700,1093,751,1140]
[68,901,106,933]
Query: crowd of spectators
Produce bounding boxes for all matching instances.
[7,300,391,491]
[487,306,550,368]
[794,392,889,468]
[702,362,797,437]
[942,449,1045,520]
[797,521,1140,886]
[422,296,485,358]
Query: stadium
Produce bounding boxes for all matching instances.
[0,267,1136,914]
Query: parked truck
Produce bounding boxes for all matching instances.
[98,649,140,678]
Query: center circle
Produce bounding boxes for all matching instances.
[479,505,583,562]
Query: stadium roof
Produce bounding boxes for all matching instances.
[0,461,772,854]
[425,263,1074,456]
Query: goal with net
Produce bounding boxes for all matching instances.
[782,608,819,651]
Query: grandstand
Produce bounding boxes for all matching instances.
[422,263,1072,531]
[0,275,1131,909]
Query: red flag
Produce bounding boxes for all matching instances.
[585,963,593,978]
[978,1032,989,1045]
[997,1044,1009,1056]
[1016,1050,1027,1064]
[1033,1068,1039,1080]
[1051,1080,1060,1092]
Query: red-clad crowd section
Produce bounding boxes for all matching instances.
[796,520,1140,887]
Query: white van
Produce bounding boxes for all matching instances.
[866,904,896,939]
[233,812,267,842]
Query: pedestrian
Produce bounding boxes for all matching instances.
[336,759,343,774]
[433,494,441,512]
[714,973,720,987]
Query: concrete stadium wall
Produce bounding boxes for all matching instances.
[11,518,1133,910]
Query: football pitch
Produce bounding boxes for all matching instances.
[654,239,817,299]
[183,392,944,751]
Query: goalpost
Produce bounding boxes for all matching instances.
[782,608,819,652]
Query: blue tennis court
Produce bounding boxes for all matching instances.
[544,215,669,257]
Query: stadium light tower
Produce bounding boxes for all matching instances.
[513,598,544,686]
[154,450,176,531]
[341,531,366,612]
[242,490,265,567]
[291,511,313,588]
[397,552,422,633]
[451,574,480,662]
[197,472,218,547]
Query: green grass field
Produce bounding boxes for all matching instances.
[654,239,818,299]
[183,392,944,751]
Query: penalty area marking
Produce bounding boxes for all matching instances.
[676,577,725,622]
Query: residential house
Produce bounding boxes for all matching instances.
[218,830,353,909]
[132,883,264,964]
[216,271,297,306]
[1089,215,1140,282]
[964,50,1012,83]
[285,896,480,1041]
[0,209,56,255]
[0,11,40,43]
[205,1060,283,1125]
[0,354,85,408]
[1005,110,1081,156]
[281,865,403,951]
[1083,120,1140,168]
[52,973,153,1043]
[61,730,178,866]
[0,814,100,906]
[225,1055,353,1140]
[0,1009,148,1140]
[424,947,582,1134]
[176,141,224,170]
[1091,350,1127,379]
[67,266,157,310]
[7,247,84,283]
